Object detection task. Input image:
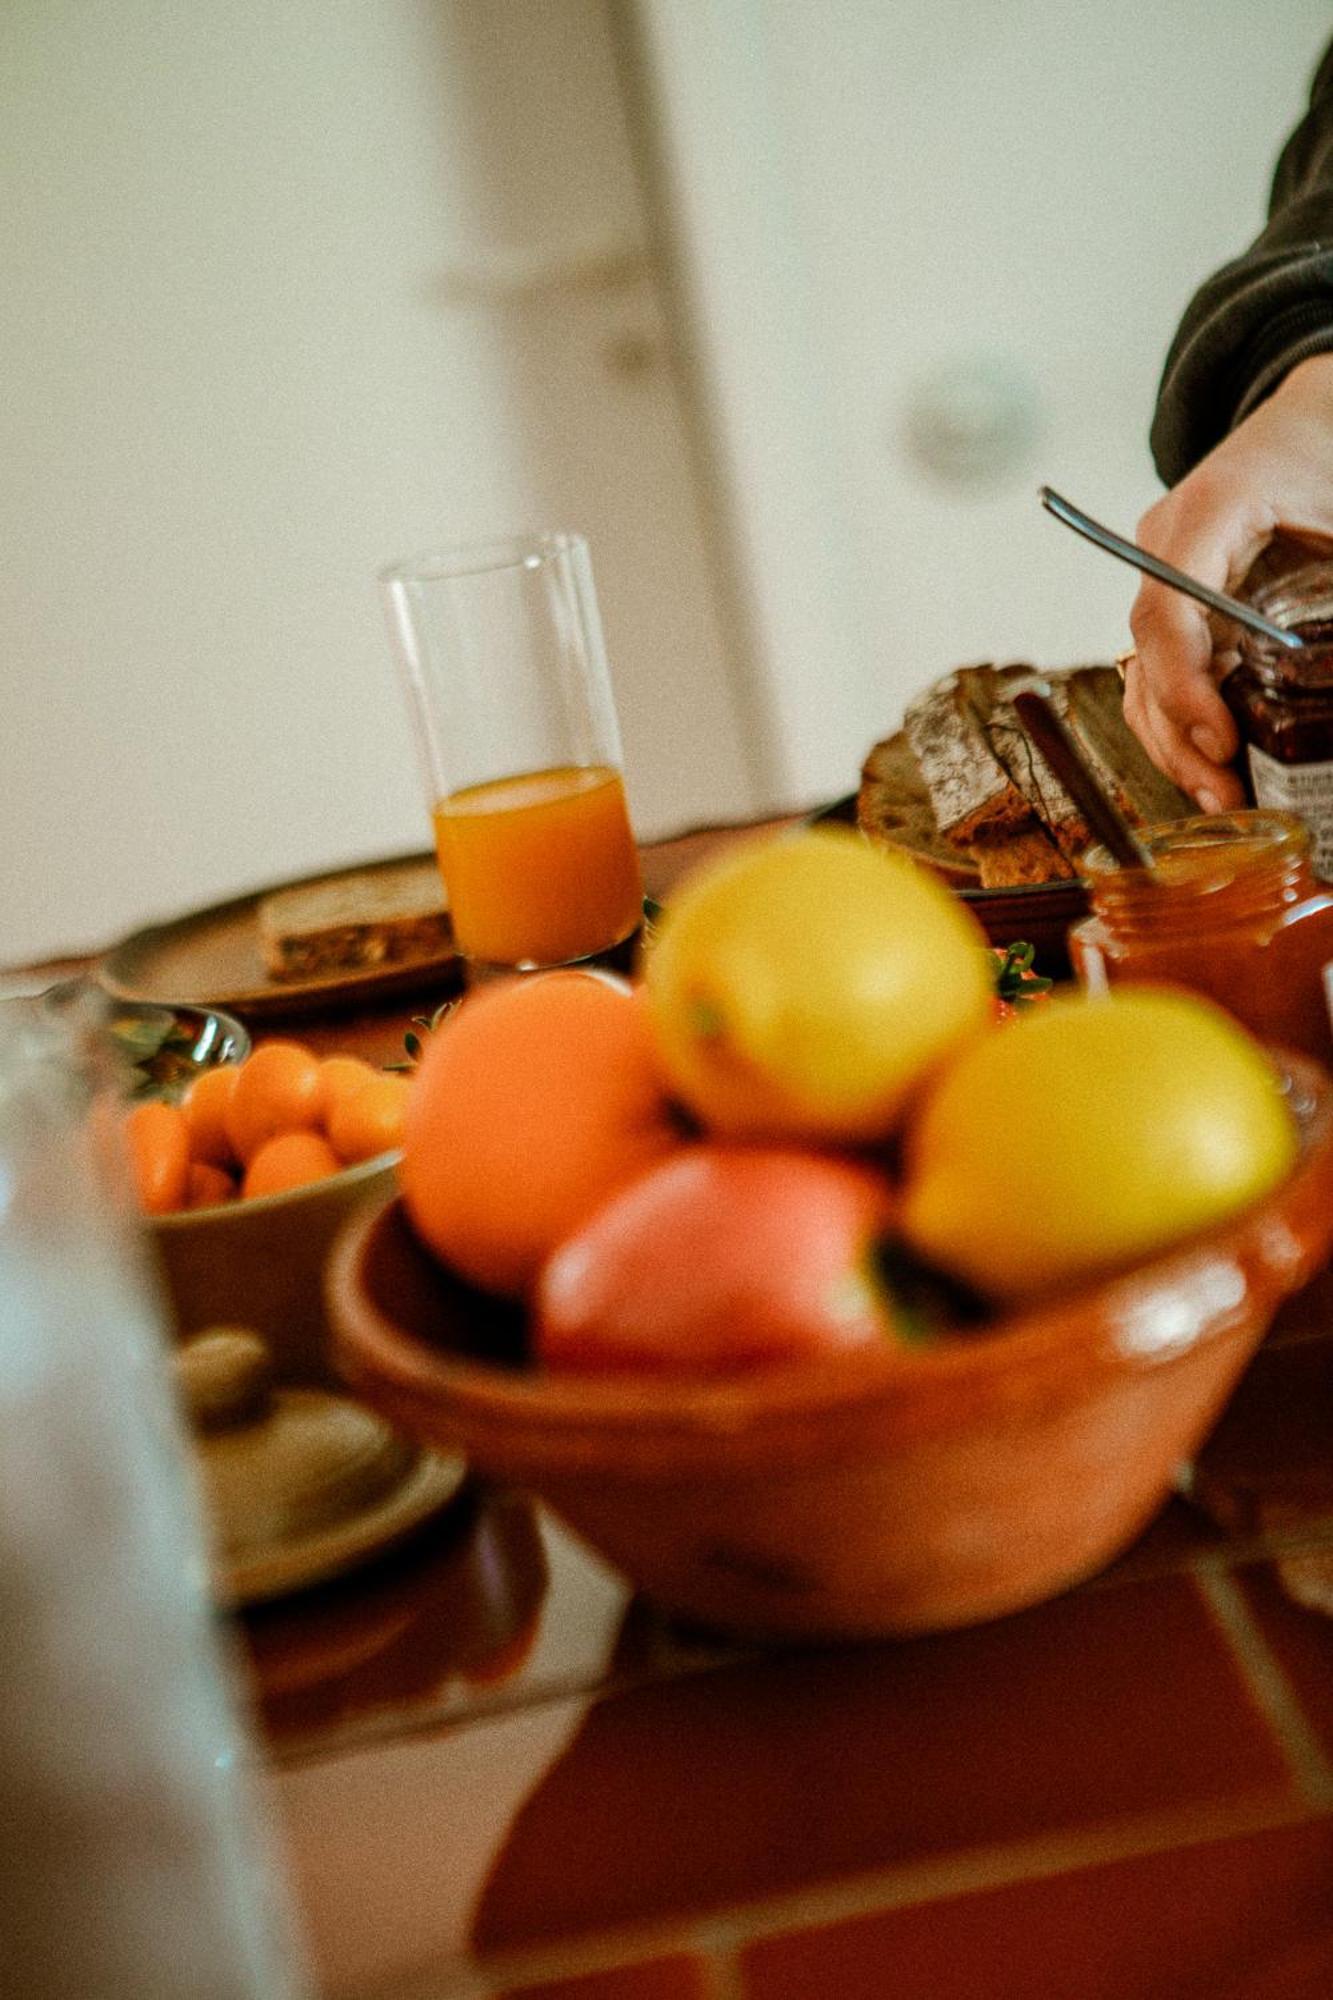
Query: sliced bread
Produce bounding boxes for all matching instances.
[258,861,450,981]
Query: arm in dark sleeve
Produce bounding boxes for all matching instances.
[1151,43,1333,485]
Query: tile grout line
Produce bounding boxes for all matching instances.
[259,1511,1333,1775]
[1195,1569,1333,1808]
[702,1948,747,2000]
[352,1959,491,2000]
[369,1789,1324,2000]
[260,1517,1333,1772]
[679,1791,1323,1960]
[259,1648,760,1773]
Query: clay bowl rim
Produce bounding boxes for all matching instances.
[151,1146,400,1229]
[325,1055,1333,1469]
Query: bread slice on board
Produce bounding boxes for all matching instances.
[258,861,450,981]
[860,664,1192,889]
[856,732,982,888]
[902,666,1035,850]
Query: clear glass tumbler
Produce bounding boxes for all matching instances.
[0,993,306,1999]
[380,532,644,978]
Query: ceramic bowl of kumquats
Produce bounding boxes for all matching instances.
[130,1037,407,1381]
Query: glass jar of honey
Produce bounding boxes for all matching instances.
[1069,810,1333,1066]
[1221,558,1333,880]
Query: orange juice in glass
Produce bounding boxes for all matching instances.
[382,534,644,977]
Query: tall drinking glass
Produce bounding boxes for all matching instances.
[380,533,644,979]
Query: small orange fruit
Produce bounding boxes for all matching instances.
[241,1130,341,1200]
[401,971,685,1297]
[224,1041,325,1164]
[327,1073,410,1164]
[318,1054,380,1128]
[182,1064,241,1167]
[124,1100,191,1214]
[185,1161,238,1209]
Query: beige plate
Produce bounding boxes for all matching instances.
[217,1446,468,1609]
[97,852,460,1019]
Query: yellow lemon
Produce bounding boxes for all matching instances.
[900,984,1299,1299]
[644,827,995,1142]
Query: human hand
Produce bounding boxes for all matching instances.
[1125,352,1333,811]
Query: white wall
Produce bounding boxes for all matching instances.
[1,1,757,965]
[637,0,1333,802]
[8,2,1333,962]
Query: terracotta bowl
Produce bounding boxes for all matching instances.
[324,1059,1333,1640]
[151,1152,399,1384]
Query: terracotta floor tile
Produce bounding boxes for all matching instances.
[1231,1562,1333,1767]
[740,1816,1333,2000]
[497,1956,712,1999]
[279,1570,1294,1989]
[469,1574,1293,1952]
[275,1693,602,1997]
[240,1488,634,1756]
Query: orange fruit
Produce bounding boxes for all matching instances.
[318,1054,380,1128]
[242,1130,342,1200]
[186,1161,238,1209]
[400,971,685,1297]
[327,1073,410,1164]
[124,1099,191,1214]
[182,1064,241,1167]
[224,1041,325,1164]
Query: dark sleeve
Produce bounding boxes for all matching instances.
[1150,42,1333,485]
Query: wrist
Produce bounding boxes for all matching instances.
[1269,347,1333,414]
[1229,307,1333,435]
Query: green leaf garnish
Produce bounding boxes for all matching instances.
[388,997,461,1071]
[992,940,1053,1004]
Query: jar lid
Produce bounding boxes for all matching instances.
[1080,808,1311,883]
[1242,561,1333,687]
[174,1328,465,1603]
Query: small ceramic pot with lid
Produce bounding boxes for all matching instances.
[175,1327,464,1606]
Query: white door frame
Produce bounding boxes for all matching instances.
[624,0,878,809]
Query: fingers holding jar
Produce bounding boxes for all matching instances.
[1124,355,1333,816]
[1125,487,1258,813]
[1118,636,1244,817]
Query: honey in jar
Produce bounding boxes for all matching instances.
[1069,810,1333,1067]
